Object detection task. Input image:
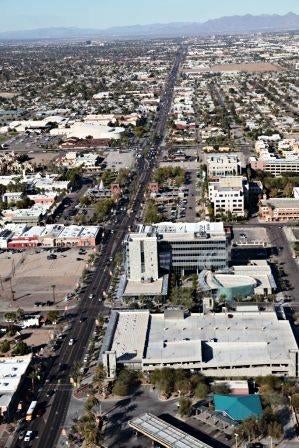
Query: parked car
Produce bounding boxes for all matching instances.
[24,430,33,442]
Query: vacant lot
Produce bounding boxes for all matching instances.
[0,248,91,308]
[210,62,282,73]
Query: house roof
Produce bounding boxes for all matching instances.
[214,394,263,421]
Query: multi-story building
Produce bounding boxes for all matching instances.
[102,309,299,379]
[250,157,299,175]
[208,176,247,217]
[124,222,228,278]
[207,155,241,178]
[259,198,299,222]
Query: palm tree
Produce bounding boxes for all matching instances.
[71,361,83,386]
[28,370,39,392]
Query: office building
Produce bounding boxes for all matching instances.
[207,154,241,178]
[259,198,299,222]
[208,176,247,217]
[124,222,228,279]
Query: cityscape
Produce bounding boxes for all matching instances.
[0,1,299,448]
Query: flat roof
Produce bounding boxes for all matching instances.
[105,310,297,368]
[129,413,213,448]
[133,222,226,241]
[260,198,299,208]
[110,311,150,362]
[57,225,99,239]
[123,277,165,297]
[0,354,32,394]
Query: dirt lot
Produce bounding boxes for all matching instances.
[210,62,282,73]
[185,62,282,73]
[0,248,92,308]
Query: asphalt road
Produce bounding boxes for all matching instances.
[11,45,185,448]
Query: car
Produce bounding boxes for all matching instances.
[18,430,26,440]
[24,431,33,442]
[89,293,94,299]
[68,338,74,346]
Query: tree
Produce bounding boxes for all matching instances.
[0,339,10,353]
[212,383,230,395]
[170,287,194,310]
[93,365,106,395]
[4,312,17,323]
[94,198,114,221]
[150,368,176,398]
[71,361,83,386]
[28,370,39,392]
[12,341,30,356]
[237,417,260,442]
[112,369,140,397]
[47,310,59,324]
[176,378,191,396]
[267,421,283,440]
[144,200,161,224]
[80,196,92,207]
[291,393,299,410]
[85,394,99,412]
[117,168,130,187]
[195,382,209,400]
[178,398,192,417]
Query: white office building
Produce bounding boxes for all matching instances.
[208,176,247,217]
[207,155,241,178]
[124,221,228,278]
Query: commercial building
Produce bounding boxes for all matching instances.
[214,395,263,422]
[50,121,125,140]
[2,205,49,225]
[2,224,100,248]
[102,309,299,378]
[208,176,247,217]
[207,154,241,178]
[198,260,276,300]
[259,198,299,222]
[124,222,228,279]
[0,354,32,419]
[250,157,299,175]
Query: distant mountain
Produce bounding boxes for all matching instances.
[0,12,298,40]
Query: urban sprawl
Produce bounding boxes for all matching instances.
[0,31,298,448]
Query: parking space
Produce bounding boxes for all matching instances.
[233,226,270,247]
[4,133,61,153]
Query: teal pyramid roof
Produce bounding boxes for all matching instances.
[214,394,263,421]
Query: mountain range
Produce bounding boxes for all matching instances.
[0,12,298,40]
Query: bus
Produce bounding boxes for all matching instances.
[25,400,37,421]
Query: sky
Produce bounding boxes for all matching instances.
[0,0,298,31]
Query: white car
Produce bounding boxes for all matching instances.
[69,338,74,346]
[24,431,33,442]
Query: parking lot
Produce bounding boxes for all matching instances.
[155,171,198,223]
[233,226,270,247]
[3,133,61,153]
[0,248,92,309]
